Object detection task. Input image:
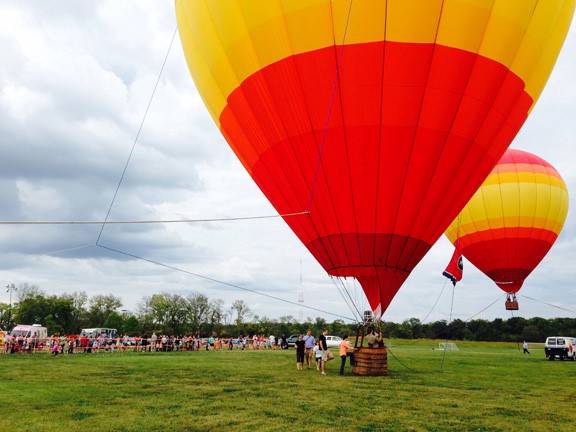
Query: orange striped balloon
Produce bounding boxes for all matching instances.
[176,1,574,316]
[445,149,569,294]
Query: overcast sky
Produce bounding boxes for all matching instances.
[0,1,574,325]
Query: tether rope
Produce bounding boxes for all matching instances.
[463,293,506,322]
[388,286,503,373]
[420,278,449,323]
[386,345,419,373]
[521,294,576,315]
[96,243,356,322]
[96,26,178,243]
[40,243,97,256]
[438,282,456,371]
[331,277,363,322]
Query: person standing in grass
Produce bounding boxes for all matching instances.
[339,335,358,375]
[523,341,530,354]
[151,332,157,352]
[318,328,333,375]
[51,340,59,356]
[303,329,316,370]
[269,334,276,350]
[295,334,306,370]
[314,342,322,370]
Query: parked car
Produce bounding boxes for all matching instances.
[325,335,343,348]
[544,336,575,361]
[288,334,343,348]
[286,334,300,347]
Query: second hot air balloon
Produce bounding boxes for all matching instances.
[445,149,569,309]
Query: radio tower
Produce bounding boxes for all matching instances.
[298,258,304,323]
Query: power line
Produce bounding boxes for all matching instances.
[0,211,308,225]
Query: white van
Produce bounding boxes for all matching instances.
[544,336,575,361]
[80,328,118,339]
[10,324,48,347]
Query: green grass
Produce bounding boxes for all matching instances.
[1,341,575,431]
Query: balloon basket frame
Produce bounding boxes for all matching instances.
[353,321,388,376]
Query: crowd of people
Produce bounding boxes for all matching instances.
[2,332,293,355]
[3,327,386,377]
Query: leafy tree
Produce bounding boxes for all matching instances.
[312,317,327,336]
[123,315,141,336]
[103,311,124,334]
[526,317,553,338]
[447,319,467,340]
[87,294,122,327]
[395,320,414,339]
[43,314,62,336]
[521,325,542,342]
[15,293,74,335]
[230,299,252,326]
[380,321,395,338]
[163,293,188,335]
[61,291,89,331]
[0,303,11,329]
[275,316,295,339]
[187,294,211,334]
[467,319,492,341]
[507,317,527,336]
[137,296,154,334]
[427,320,449,340]
[330,319,347,337]
[209,299,225,325]
[146,293,188,335]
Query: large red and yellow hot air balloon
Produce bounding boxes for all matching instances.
[176,0,574,316]
[445,149,569,308]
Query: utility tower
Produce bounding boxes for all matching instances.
[298,258,304,323]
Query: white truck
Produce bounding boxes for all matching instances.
[544,336,575,361]
[10,324,48,348]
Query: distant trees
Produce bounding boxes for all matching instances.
[135,292,231,336]
[15,294,74,335]
[1,283,575,341]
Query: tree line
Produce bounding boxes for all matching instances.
[1,283,574,341]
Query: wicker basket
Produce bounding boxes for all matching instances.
[352,347,388,376]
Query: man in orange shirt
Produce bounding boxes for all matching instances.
[339,335,358,376]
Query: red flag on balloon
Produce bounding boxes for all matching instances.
[443,246,463,286]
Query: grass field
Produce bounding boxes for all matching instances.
[1,340,575,432]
